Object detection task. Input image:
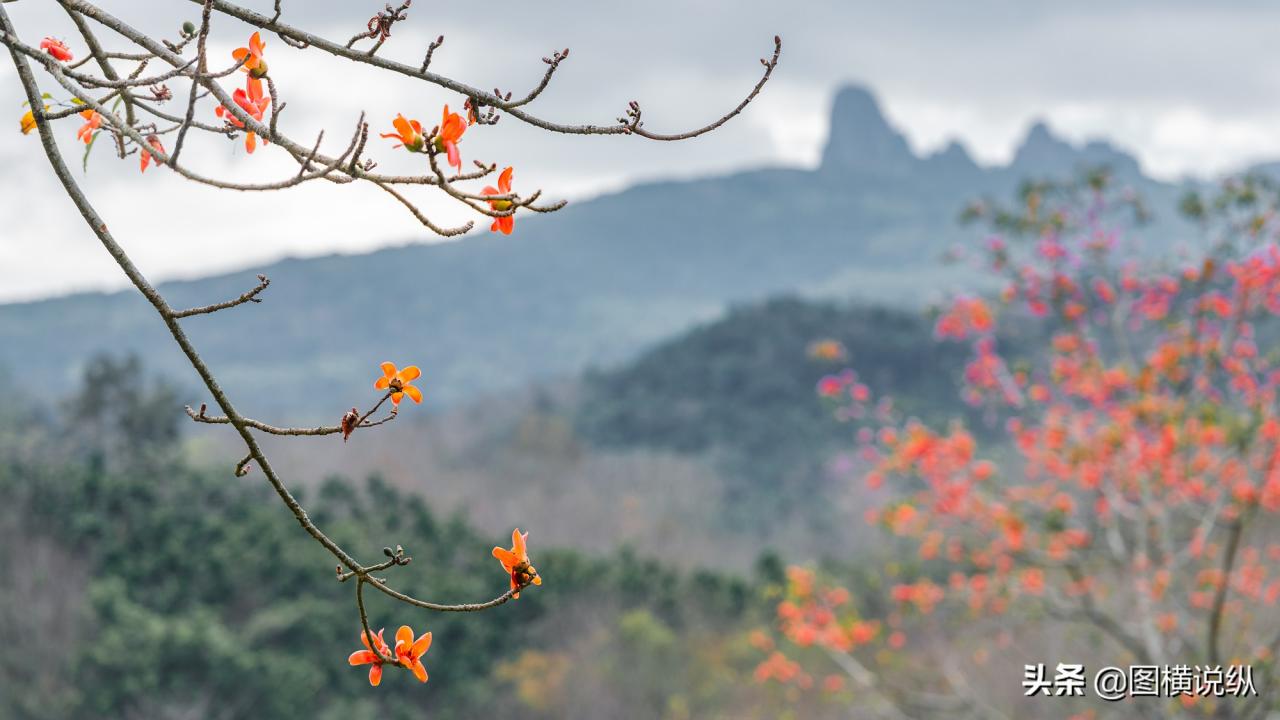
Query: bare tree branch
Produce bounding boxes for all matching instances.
[170,274,270,318]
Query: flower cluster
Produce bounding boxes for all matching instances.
[382,106,523,235]
[934,296,993,340]
[761,175,1280,714]
[348,625,431,686]
[347,527,540,687]
[214,35,272,154]
[18,29,540,231]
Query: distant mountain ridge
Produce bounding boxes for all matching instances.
[820,86,1147,181]
[0,85,1198,418]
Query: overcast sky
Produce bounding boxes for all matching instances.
[6,1,1280,302]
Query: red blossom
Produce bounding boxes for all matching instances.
[40,37,73,62]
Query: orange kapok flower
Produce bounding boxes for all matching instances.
[481,166,516,235]
[75,109,101,144]
[232,31,268,78]
[40,37,73,62]
[433,104,466,172]
[393,625,433,683]
[380,113,425,152]
[807,339,848,361]
[348,628,392,687]
[19,106,44,135]
[492,528,541,598]
[140,135,165,173]
[374,362,423,405]
[215,76,271,153]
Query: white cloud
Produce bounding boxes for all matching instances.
[6,1,1280,301]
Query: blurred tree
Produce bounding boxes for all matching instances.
[61,353,180,473]
[759,172,1280,719]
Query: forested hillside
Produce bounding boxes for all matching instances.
[577,298,980,503]
[0,362,817,720]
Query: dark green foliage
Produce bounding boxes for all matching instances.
[0,361,775,720]
[60,353,183,475]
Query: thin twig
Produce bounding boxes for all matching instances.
[169,0,212,166]
[169,273,270,318]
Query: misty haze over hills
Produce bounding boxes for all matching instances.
[0,85,1210,416]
